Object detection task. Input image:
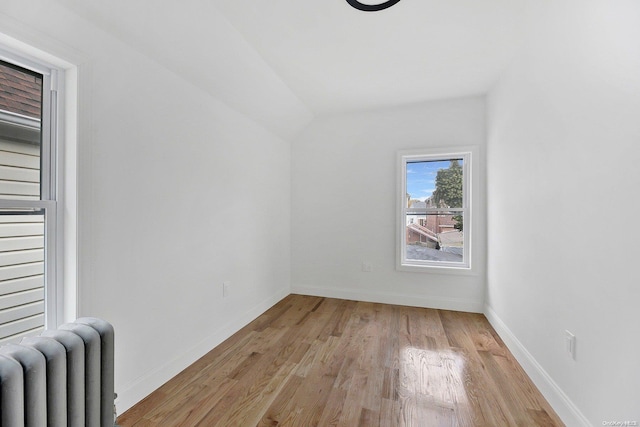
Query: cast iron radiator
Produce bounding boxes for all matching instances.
[0,317,115,427]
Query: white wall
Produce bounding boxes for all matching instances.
[486,0,640,425]
[0,1,295,412]
[291,97,486,312]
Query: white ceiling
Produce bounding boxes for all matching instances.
[213,0,525,112]
[53,0,525,137]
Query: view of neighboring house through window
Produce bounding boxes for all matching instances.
[0,58,57,343]
[399,149,471,270]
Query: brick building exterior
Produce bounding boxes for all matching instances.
[0,61,42,119]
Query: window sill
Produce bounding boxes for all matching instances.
[397,262,478,276]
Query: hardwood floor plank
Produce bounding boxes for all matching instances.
[439,310,519,426]
[257,374,305,426]
[270,372,337,426]
[197,335,304,425]
[147,378,236,426]
[294,338,325,378]
[269,295,323,329]
[118,295,564,427]
[226,351,263,380]
[131,418,160,427]
[117,390,167,426]
[493,350,562,423]
[315,299,352,342]
[143,330,255,401]
[478,350,537,425]
[330,299,358,337]
[378,397,395,427]
[316,386,348,427]
[466,314,508,357]
[382,367,400,401]
[297,302,344,345]
[358,407,379,427]
[527,408,562,426]
[249,301,292,332]
[208,361,298,426]
[337,368,369,426]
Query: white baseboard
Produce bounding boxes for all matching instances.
[483,304,592,427]
[292,284,484,313]
[115,287,289,414]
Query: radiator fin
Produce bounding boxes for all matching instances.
[60,323,102,427]
[21,336,68,427]
[0,353,24,427]
[0,344,47,426]
[41,329,86,427]
[77,317,116,427]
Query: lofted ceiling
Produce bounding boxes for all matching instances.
[53,0,525,138]
[213,0,525,112]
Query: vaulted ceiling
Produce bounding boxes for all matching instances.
[53,0,525,138]
[214,0,525,112]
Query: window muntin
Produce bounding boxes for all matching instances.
[399,150,471,270]
[0,56,58,343]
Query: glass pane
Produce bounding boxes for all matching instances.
[405,212,464,263]
[0,60,43,200]
[0,210,45,343]
[406,158,463,209]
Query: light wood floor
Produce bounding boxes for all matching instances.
[118,294,564,426]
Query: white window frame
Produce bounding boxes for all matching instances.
[0,47,64,331]
[397,146,477,273]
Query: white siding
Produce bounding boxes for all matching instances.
[0,138,40,200]
[0,137,44,342]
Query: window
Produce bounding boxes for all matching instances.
[0,53,61,343]
[398,148,474,271]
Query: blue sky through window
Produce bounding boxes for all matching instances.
[406,159,463,201]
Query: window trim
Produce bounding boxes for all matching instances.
[0,47,65,333]
[397,146,477,274]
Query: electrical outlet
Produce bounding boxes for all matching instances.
[565,330,576,360]
[361,262,372,272]
[223,281,230,298]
